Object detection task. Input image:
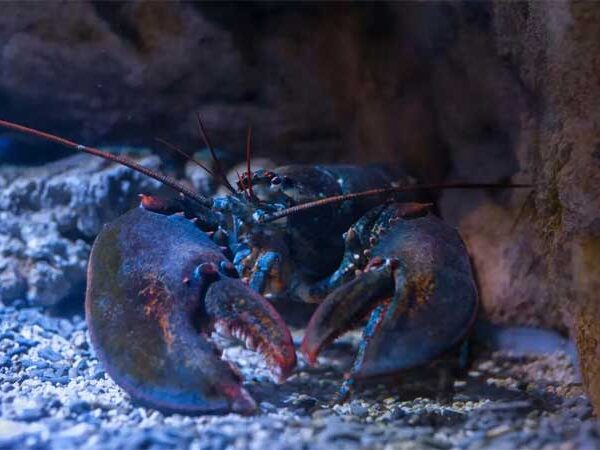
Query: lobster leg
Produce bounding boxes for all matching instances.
[306,206,385,302]
[233,227,291,299]
[337,303,389,401]
[247,251,282,295]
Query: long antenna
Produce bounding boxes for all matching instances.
[258,182,532,223]
[0,119,213,208]
[194,112,236,194]
[245,125,255,199]
[155,137,215,177]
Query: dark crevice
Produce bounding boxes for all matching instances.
[91,1,146,53]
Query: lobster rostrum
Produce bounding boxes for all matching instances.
[0,118,529,413]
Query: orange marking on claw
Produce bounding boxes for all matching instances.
[140,276,175,347]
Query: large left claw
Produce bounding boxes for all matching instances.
[86,208,296,415]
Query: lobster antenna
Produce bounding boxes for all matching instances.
[235,170,246,199]
[194,112,236,194]
[0,119,213,208]
[258,182,533,223]
[510,189,535,232]
[155,137,215,177]
[245,125,255,199]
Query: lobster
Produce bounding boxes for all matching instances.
[0,118,528,414]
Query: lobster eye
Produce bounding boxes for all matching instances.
[270,176,283,191]
[220,261,239,278]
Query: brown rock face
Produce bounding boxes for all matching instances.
[486,2,600,413]
[573,236,600,415]
[0,2,456,175]
[2,1,600,413]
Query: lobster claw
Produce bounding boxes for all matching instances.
[302,260,477,378]
[205,277,297,383]
[301,263,395,366]
[86,208,296,415]
[301,206,478,398]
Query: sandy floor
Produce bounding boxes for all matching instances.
[0,303,596,450]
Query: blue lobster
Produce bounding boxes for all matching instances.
[0,118,525,414]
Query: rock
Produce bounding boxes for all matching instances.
[67,399,92,416]
[318,421,362,445]
[349,401,369,419]
[292,395,318,412]
[448,2,600,414]
[0,153,163,306]
[185,159,218,198]
[0,356,11,368]
[14,336,38,348]
[7,347,28,357]
[37,347,63,362]
[259,402,276,413]
[573,237,600,415]
[57,423,95,440]
[389,407,408,421]
[11,397,47,421]
[0,3,351,166]
[0,419,46,447]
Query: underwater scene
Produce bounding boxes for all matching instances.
[1,2,600,450]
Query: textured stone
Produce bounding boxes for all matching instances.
[0,153,162,306]
[455,2,600,413]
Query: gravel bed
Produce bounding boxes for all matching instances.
[0,302,597,450]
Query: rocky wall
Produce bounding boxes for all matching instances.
[487,1,600,414]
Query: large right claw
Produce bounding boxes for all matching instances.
[301,206,478,400]
[86,208,296,415]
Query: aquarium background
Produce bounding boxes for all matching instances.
[1,2,600,449]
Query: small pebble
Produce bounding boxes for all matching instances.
[350,402,369,418]
[11,397,46,421]
[38,347,63,362]
[15,336,38,347]
[486,424,512,438]
[0,355,11,368]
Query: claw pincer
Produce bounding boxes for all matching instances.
[301,203,478,396]
[86,208,296,414]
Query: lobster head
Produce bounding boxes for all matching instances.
[228,168,307,301]
[236,169,296,207]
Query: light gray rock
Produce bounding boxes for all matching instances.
[10,397,47,421]
[0,153,163,306]
[0,419,48,448]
